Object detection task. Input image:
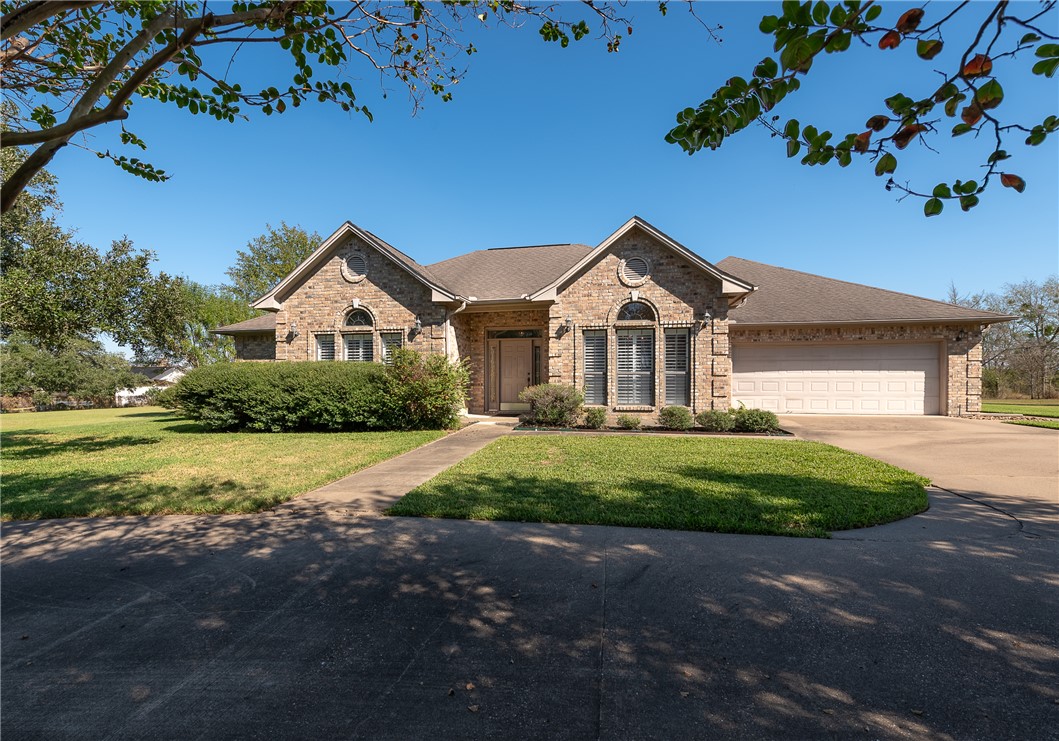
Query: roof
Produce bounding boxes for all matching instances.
[426,243,594,300]
[129,366,185,381]
[213,314,277,335]
[717,257,1011,326]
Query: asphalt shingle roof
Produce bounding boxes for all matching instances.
[213,314,277,334]
[426,243,595,300]
[717,256,1009,325]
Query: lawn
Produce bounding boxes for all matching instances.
[981,399,1059,418]
[388,435,930,538]
[1005,419,1059,430]
[1,407,444,520]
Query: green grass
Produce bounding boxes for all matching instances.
[1,407,444,520]
[982,399,1059,418]
[1005,419,1059,430]
[388,435,930,538]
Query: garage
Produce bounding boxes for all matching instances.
[731,343,941,415]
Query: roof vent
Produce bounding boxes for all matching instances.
[342,251,368,283]
[619,256,651,287]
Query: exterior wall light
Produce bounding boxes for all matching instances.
[287,322,300,342]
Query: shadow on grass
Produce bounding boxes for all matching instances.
[2,433,163,460]
[388,464,927,538]
[0,470,276,520]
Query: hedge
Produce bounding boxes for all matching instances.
[166,350,468,432]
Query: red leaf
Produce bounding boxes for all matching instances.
[854,131,872,153]
[961,102,983,126]
[962,54,993,78]
[865,115,890,132]
[897,8,925,34]
[1000,173,1026,193]
[879,30,901,50]
[893,124,926,149]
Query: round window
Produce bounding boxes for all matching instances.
[341,252,368,283]
[619,256,650,286]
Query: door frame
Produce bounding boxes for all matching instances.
[485,327,545,413]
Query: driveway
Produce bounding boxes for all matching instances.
[780,416,1059,539]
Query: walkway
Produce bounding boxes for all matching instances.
[276,417,518,515]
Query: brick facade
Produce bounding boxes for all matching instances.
[729,323,985,415]
[233,334,276,361]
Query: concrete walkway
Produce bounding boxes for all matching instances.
[276,417,518,515]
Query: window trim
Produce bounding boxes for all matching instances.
[583,329,607,406]
[664,327,690,407]
[380,331,403,365]
[342,332,374,362]
[616,327,655,407]
[315,333,336,361]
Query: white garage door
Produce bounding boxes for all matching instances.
[732,343,941,415]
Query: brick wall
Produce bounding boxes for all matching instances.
[273,235,446,361]
[729,323,985,416]
[233,334,276,361]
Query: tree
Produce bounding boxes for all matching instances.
[0,1,636,212]
[139,281,258,366]
[225,221,320,303]
[666,1,1058,215]
[950,277,1059,398]
[1,331,147,405]
[0,141,191,355]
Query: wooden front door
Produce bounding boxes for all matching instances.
[499,339,533,411]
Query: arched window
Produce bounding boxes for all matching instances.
[617,301,655,322]
[345,309,373,327]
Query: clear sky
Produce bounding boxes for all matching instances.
[46,1,1058,302]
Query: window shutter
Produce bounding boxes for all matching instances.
[381,333,402,365]
[316,334,336,361]
[583,330,607,405]
[617,329,654,406]
[664,329,690,406]
[344,334,373,362]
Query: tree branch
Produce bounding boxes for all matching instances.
[0,0,100,42]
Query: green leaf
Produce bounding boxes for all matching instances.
[759,15,780,33]
[784,118,800,139]
[952,123,973,136]
[754,57,780,78]
[1035,43,1059,58]
[1032,58,1059,78]
[812,1,829,25]
[865,5,883,22]
[916,39,943,60]
[987,150,1009,163]
[829,5,847,25]
[975,79,1003,110]
[959,194,979,212]
[787,139,801,158]
[1020,33,1041,45]
[924,198,943,217]
[875,152,897,176]
[932,183,951,198]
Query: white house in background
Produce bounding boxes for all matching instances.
[114,365,186,407]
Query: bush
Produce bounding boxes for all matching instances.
[519,384,583,427]
[168,361,390,431]
[696,408,736,432]
[583,407,607,429]
[658,405,694,430]
[384,348,470,430]
[615,414,641,430]
[732,407,781,433]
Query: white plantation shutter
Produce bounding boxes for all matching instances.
[583,330,607,405]
[344,334,373,362]
[664,328,690,406]
[381,332,402,364]
[316,334,336,361]
[616,328,654,406]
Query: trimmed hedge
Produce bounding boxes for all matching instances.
[166,351,468,432]
[658,405,694,430]
[519,384,583,427]
[696,409,736,432]
[733,407,781,433]
[583,407,607,429]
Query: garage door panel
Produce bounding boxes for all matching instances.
[732,343,940,416]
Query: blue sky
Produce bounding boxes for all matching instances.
[48,2,1058,302]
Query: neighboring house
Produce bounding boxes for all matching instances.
[114,365,186,407]
[213,216,1009,418]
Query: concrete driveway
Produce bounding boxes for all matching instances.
[780,416,1059,539]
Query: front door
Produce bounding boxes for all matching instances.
[499,339,533,411]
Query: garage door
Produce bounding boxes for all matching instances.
[732,343,941,415]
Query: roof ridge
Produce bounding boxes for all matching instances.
[723,256,1006,317]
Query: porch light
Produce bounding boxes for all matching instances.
[410,315,423,337]
[288,322,300,341]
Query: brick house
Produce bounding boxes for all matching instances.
[214,216,1009,419]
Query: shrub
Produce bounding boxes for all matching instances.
[583,407,607,429]
[519,384,583,427]
[696,408,735,432]
[384,348,470,430]
[615,414,641,430]
[658,405,694,431]
[168,361,391,431]
[732,407,781,433]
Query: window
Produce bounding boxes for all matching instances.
[316,334,336,361]
[583,330,607,405]
[616,328,654,406]
[664,328,690,406]
[617,301,655,322]
[381,332,403,364]
[344,334,373,362]
[345,309,373,327]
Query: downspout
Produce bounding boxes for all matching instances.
[445,298,469,360]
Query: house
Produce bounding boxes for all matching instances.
[114,365,186,407]
[213,216,1009,419]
